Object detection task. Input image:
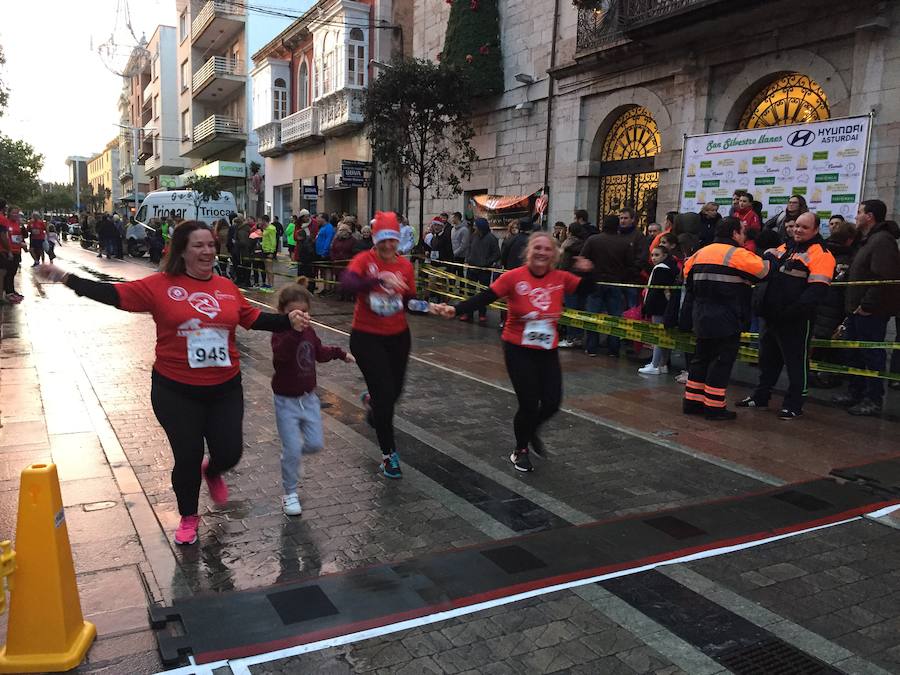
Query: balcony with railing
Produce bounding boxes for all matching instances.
[191,0,245,52]
[281,106,321,148]
[317,90,365,136]
[192,56,245,102]
[257,121,284,157]
[184,114,246,157]
[143,80,154,104]
[144,153,162,174]
[576,0,736,56]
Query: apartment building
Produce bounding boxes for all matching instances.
[118,44,152,214]
[65,156,90,211]
[251,0,410,222]
[144,25,187,190]
[87,139,122,213]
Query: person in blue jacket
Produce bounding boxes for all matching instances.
[314,214,336,294]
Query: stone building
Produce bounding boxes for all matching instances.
[411,0,899,227]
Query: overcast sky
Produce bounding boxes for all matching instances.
[0,0,302,184]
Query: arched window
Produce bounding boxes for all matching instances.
[298,61,309,109]
[347,27,366,87]
[602,106,660,161]
[598,106,660,226]
[739,73,830,129]
[273,77,288,120]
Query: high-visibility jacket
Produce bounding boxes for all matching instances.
[682,239,768,338]
[758,236,835,321]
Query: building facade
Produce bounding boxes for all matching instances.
[65,156,90,211]
[86,139,122,213]
[143,25,187,192]
[251,0,409,223]
[118,44,152,215]
[411,0,900,227]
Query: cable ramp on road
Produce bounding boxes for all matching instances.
[149,456,900,669]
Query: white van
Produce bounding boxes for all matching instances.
[135,190,237,225]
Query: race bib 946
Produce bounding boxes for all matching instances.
[521,319,555,349]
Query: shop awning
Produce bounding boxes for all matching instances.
[472,193,532,211]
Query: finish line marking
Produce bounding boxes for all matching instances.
[151,505,900,675]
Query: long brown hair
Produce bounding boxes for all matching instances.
[160,221,212,275]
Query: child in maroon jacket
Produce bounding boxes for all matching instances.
[271,278,354,515]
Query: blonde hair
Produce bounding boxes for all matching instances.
[525,231,561,267]
[277,277,314,312]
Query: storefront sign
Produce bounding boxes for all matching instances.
[194,160,247,179]
[302,185,319,199]
[679,116,870,224]
[340,159,372,187]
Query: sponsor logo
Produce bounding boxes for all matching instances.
[815,173,839,183]
[752,156,766,165]
[699,161,712,168]
[813,151,828,160]
[831,194,856,204]
[528,287,552,312]
[188,292,221,319]
[167,286,188,301]
[702,180,720,188]
[515,281,531,295]
[787,129,816,147]
[755,177,776,186]
[214,290,235,301]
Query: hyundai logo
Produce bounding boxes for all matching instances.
[787,129,816,147]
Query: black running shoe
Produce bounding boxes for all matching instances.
[705,408,737,421]
[778,409,802,420]
[510,449,534,472]
[736,396,766,408]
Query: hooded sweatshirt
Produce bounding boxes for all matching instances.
[270,326,346,397]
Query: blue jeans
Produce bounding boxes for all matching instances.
[274,392,324,494]
[586,286,624,355]
[622,287,639,310]
[845,314,889,403]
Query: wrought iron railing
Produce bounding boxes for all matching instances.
[575,5,625,54]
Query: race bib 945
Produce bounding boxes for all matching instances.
[187,328,232,368]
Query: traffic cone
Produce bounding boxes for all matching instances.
[0,463,96,673]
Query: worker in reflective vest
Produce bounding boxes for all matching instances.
[681,217,769,420]
[738,212,835,419]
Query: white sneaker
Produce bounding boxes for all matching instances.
[638,364,662,375]
[675,370,689,384]
[558,339,575,348]
[282,493,302,516]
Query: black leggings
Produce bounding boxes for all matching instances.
[350,328,411,454]
[503,341,562,450]
[150,371,245,516]
[3,254,20,294]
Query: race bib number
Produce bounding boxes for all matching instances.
[521,319,555,349]
[369,292,404,317]
[10,235,21,244]
[187,329,232,368]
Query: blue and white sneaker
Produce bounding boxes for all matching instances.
[382,451,402,479]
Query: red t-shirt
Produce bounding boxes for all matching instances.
[0,215,10,253]
[347,249,416,336]
[116,273,261,385]
[491,266,581,350]
[6,219,24,253]
[28,220,47,241]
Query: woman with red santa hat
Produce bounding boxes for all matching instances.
[340,211,424,479]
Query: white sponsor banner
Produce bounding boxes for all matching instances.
[680,116,871,229]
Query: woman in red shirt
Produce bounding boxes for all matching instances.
[340,211,418,479]
[37,222,309,546]
[436,232,592,472]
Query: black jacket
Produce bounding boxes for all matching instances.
[756,235,835,322]
[845,221,900,316]
[500,232,528,269]
[642,255,678,317]
[813,240,856,338]
[580,231,635,283]
[466,230,500,268]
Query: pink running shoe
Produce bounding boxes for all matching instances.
[174,515,200,545]
[201,459,229,504]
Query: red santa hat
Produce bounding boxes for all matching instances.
[372,211,400,244]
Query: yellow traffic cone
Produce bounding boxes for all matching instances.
[0,463,96,673]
